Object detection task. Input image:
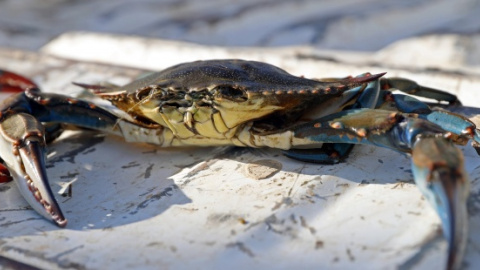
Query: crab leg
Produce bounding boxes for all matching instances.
[0,80,168,225]
[0,85,125,226]
[0,70,37,183]
[380,77,460,105]
[286,73,383,164]
[286,74,470,165]
[412,137,468,270]
[289,108,471,269]
[0,70,68,224]
[377,86,480,152]
[0,113,67,226]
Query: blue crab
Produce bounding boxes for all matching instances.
[0,60,478,269]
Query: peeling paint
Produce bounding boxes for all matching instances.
[46,134,105,167]
[226,242,255,258]
[130,185,179,215]
[243,159,283,180]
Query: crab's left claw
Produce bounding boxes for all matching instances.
[0,113,67,227]
[412,137,469,270]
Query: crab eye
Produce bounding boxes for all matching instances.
[216,86,247,102]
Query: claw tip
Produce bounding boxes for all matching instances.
[55,218,68,228]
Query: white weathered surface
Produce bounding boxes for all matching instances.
[0,33,480,270]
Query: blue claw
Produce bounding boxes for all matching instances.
[291,109,471,269]
[412,137,469,270]
[0,113,67,226]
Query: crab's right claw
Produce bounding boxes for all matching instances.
[412,137,469,270]
[0,113,67,227]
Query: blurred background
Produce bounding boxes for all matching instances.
[1,0,479,53]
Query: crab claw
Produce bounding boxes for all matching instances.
[0,113,67,227]
[0,70,38,93]
[412,137,469,270]
[381,77,460,105]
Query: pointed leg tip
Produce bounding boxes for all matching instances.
[376,72,387,77]
[344,72,387,85]
[50,206,68,228]
[366,72,387,80]
[54,218,68,228]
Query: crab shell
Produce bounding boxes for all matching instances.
[91,60,384,143]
